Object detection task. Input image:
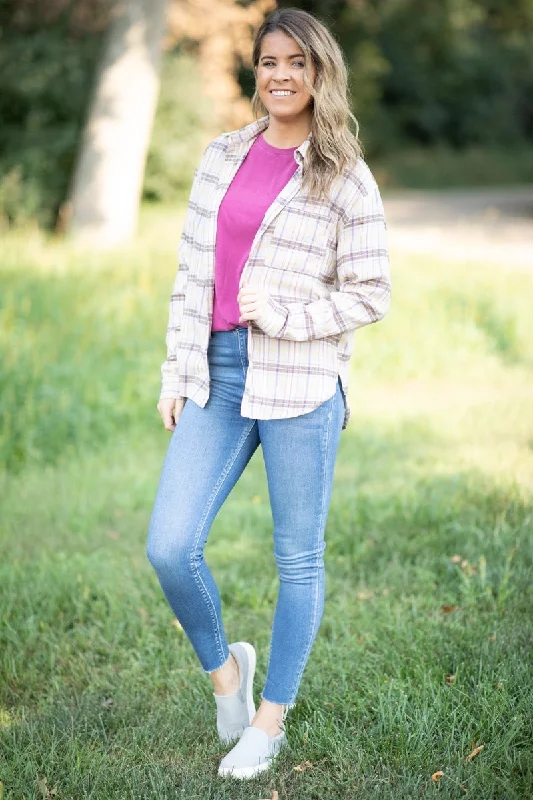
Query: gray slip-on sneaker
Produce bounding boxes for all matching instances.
[213,641,256,744]
[217,725,288,779]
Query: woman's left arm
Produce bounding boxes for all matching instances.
[254,184,391,341]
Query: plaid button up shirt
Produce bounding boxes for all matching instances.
[160,114,391,431]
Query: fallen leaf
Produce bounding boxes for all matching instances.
[431,771,444,782]
[172,619,183,631]
[445,674,456,685]
[488,634,496,641]
[37,777,57,798]
[358,634,365,644]
[260,792,279,800]
[358,591,373,600]
[294,760,313,772]
[497,682,503,689]
[450,555,462,563]
[441,605,458,613]
[323,701,334,707]
[101,697,114,708]
[465,744,484,762]
[460,783,468,794]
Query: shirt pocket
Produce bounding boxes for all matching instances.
[268,206,334,280]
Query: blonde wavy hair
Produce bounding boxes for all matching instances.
[251,7,363,201]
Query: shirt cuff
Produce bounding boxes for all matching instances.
[254,296,288,338]
[159,390,183,401]
[160,371,183,400]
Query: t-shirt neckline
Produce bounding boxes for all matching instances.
[256,131,299,156]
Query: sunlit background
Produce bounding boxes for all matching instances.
[1,1,532,796]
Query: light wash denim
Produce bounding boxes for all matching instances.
[146,325,345,705]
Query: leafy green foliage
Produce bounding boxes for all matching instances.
[280,0,533,155]
[2,1,533,226]
[0,13,103,227]
[0,11,209,227]
[143,51,213,204]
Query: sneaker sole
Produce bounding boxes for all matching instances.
[218,760,271,779]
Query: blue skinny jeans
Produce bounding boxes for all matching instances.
[146,325,345,705]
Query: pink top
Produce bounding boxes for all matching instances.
[211,132,299,331]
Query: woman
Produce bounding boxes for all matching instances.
[147,6,391,780]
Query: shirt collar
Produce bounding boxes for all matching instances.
[225,114,312,165]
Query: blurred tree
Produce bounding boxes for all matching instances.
[66,0,167,247]
[65,0,274,243]
[2,0,533,228]
[0,0,273,234]
[166,0,275,134]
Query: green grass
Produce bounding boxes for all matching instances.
[1,207,532,798]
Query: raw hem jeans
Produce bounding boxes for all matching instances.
[146,326,345,706]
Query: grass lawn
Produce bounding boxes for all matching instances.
[1,207,532,798]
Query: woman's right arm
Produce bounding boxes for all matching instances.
[158,141,217,429]
[159,168,201,401]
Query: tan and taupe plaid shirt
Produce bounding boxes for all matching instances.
[160,114,391,430]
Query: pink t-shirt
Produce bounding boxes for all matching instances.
[211,132,299,331]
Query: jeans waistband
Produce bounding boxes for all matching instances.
[210,325,248,341]
[211,325,248,332]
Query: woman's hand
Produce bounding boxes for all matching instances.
[237,282,271,324]
[157,396,185,432]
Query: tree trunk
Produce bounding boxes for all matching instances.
[66,0,167,247]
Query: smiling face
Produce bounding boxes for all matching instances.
[255,30,316,121]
